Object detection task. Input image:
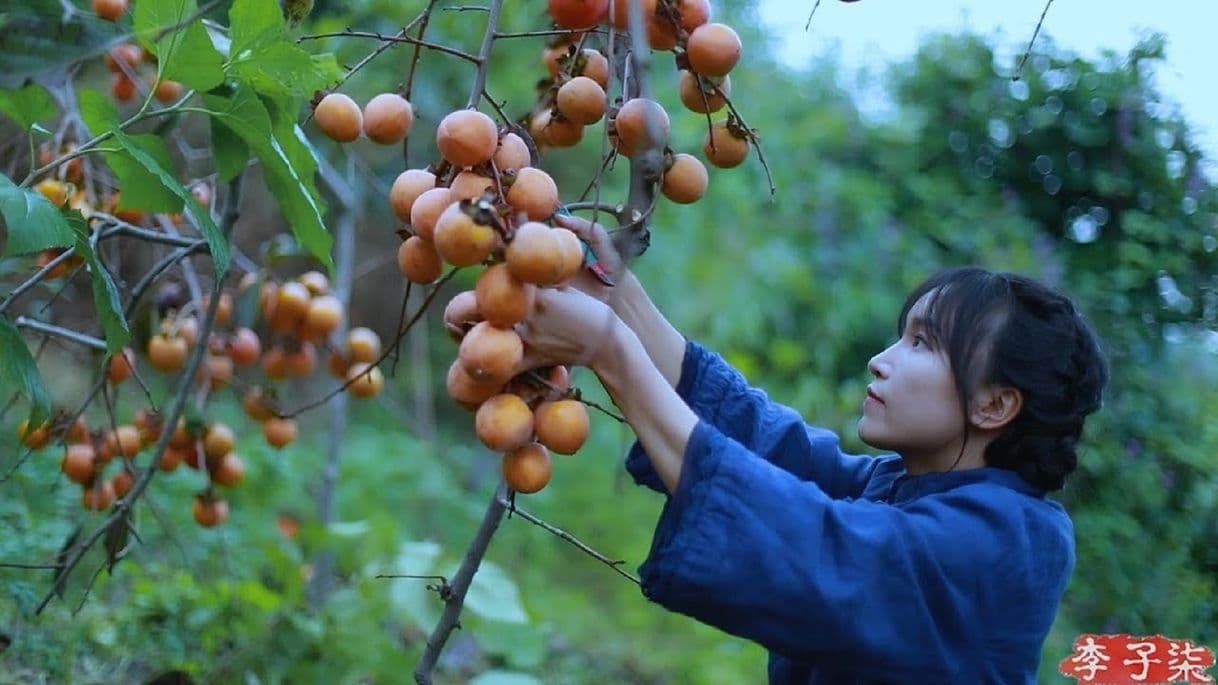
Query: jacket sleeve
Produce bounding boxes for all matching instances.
[626,340,880,497]
[637,420,1062,681]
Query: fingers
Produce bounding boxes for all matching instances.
[554,213,625,276]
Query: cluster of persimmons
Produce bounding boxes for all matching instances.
[301,0,757,494]
[18,264,387,527]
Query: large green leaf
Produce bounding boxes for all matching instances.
[133,0,223,91]
[204,87,332,268]
[68,214,129,352]
[384,540,444,630]
[0,0,127,89]
[113,130,230,276]
[210,117,249,183]
[462,560,528,624]
[229,0,286,56]
[105,134,182,213]
[160,22,225,92]
[0,316,51,426]
[0,83,56,130]
[0,174,75,256]
[229,43,340,99]
[78,86,121,132]
[78,90,178,213]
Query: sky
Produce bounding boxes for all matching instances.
[755,0,1218,168]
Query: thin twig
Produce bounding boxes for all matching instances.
[71,561,108,616]
[123,241,209,318]
[299,30,480,64]
[565,200,626,220]
[0,248,77,316]
[94,215,200,248]
[804,0,823,32]
[13,317,106,351]
[1013,0,1055,81]
[576,395,626,423]
[494,28,593,39]
[0,562,60,570]
[151,0,225,43]
[480,88,513,128]
[376,573,448,583]
[390,281,413,375]
[498,497,639,585]
[716,88,776,199]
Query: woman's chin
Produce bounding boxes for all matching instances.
[856,418,889,451]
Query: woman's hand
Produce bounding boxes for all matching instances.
[553,213,626,303]
[514,286,622,372]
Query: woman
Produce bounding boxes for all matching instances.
[514,215,1109,683]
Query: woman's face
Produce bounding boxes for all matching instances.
[857,292,968,466]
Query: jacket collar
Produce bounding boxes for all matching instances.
[882,464,1045,504]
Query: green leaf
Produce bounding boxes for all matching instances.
[472,620,547,670]
[0,0,127,89]
[133,0,223,92]
[159,21,225,92]
[229,43,340,99]
[385,541,444,630]
[113,130,230,276]
[78,90,184,213]
[0,83,57,130]
[204,88,331,269]
[210,118,249,183]
[70,214,129,351]
[229,0,285,56]
[78,87,121,132]
[0,315,51,426]
[463,560,528,624]
[134,0,192,65]
[0,174,75,256]
[104,134,182,213]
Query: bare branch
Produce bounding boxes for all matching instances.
[13,317,106,351]
[0,248,77,316]
[804,0,823,32]
[299,30,480,65]
[499,497,639,585]
[1013,0,1055,81]
[465,0,504,109]
[414,482,509,685]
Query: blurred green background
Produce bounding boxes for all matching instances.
[2,1,1216,683]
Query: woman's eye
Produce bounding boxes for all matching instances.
[912,334,928,348]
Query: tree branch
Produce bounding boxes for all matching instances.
[299,30,480,65]
[414,482,508,685]
[13,317,106,351]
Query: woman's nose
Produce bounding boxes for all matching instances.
[868,348,891,379]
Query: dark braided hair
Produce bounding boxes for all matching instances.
[898,267,1110,491]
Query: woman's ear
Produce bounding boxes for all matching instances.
[970,385,1023,430]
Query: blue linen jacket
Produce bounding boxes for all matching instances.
[625,341,1075,684]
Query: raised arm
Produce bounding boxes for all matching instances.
[630,421,1074,682]
[555,216,880,496]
